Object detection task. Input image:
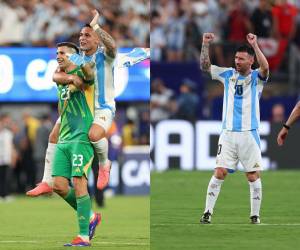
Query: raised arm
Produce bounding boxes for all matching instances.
[277,101,300,146]
[90,10,117,58]
[200,33,214,73]
[246,33,269,78]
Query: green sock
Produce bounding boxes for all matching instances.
[63,188,77,211]
[64,188,94,220]
[76,194,91,237]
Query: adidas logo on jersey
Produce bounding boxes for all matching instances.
[253,163,260,168]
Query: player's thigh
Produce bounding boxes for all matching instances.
[70,143,94,179]
[238,130,262,172]
[52,144,72,179]
[90,109,114,140]
[216,131,239,171]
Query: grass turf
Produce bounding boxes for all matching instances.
[151,170,300,250]
[0,195,149,250]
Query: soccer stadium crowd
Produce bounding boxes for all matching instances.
[151,0,299,64]
[151,0,300,122]
[0,0,149,47]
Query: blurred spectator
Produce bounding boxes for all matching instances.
[175,79,199,121]
[33,114,52,183]
[271,103,285,123]
[165,5,186,61]
[0,113,16,200]
[272,0,297,41]
[0,0,149,47]
[150,78,174,122]
[226,0,251,43]
[250,0,273,38]
[151,10,166,61]
[139,110,150,145]
[122,119,138,146]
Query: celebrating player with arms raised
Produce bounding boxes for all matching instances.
[199,33,269,224]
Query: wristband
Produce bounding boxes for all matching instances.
[92,24,100,31]
[283,124,290,130]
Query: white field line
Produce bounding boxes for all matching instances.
[0,240,149,246]
[152,223,300,226]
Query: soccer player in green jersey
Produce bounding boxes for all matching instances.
[52,42,100,247]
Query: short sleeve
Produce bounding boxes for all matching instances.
[210,65,232,83]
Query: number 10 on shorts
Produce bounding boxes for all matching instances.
[72,154,83,167]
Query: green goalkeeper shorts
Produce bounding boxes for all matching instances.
[52,142,94,179]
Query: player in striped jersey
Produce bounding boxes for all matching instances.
[52,43,100,246]
[199,33,269,224]
[277,101,300,146]
[27,10,117,196]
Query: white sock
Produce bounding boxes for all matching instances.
[91,138,108,166]
[249,178,262,217]
[204,176,224,214]
[41,143,56,186]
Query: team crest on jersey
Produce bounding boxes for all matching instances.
[100,116,106,121]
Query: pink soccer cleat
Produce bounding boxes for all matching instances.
[96,160,111,190]
[26,182,53,197]
[64,236,90,247]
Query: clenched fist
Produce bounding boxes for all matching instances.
[247,33,257,47]
[202,33,215,44]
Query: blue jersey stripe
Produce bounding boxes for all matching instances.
[95,53,105,105]
[233,95,243,131]
[251,129,260,148]
[219,70,233,129]
[232,75,244,131]
[251,71,258,129]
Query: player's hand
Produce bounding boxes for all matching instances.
[202,33,215,44]
[90,9,100,28]
[69,74,83,88]
[67,53,84,67]
[68,84,77,92]
[247,33,257,47]
[277,128,289,146]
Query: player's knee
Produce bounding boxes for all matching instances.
[49,130,58,143]
[247,172,259,182]
[53,182,68,197]
[88,127,105,142]
[214,168,227,180]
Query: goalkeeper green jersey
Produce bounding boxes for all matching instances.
[57,66,94,144]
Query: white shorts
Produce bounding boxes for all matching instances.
[216,130,262,172]
[93,109,114,133]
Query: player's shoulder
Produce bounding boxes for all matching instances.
[211,65,234,78]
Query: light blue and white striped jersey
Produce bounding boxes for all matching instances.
[211,65,268,131]
[83,47,115,112]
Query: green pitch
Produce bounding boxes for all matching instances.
[151,170,300,250]
[0,195,149,250]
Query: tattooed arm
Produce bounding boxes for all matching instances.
[200,33,214,73]
[90,10,117,58]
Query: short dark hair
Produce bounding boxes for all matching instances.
[56,42,79,54]
[83,23,92,29]
[236,45,255,57]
